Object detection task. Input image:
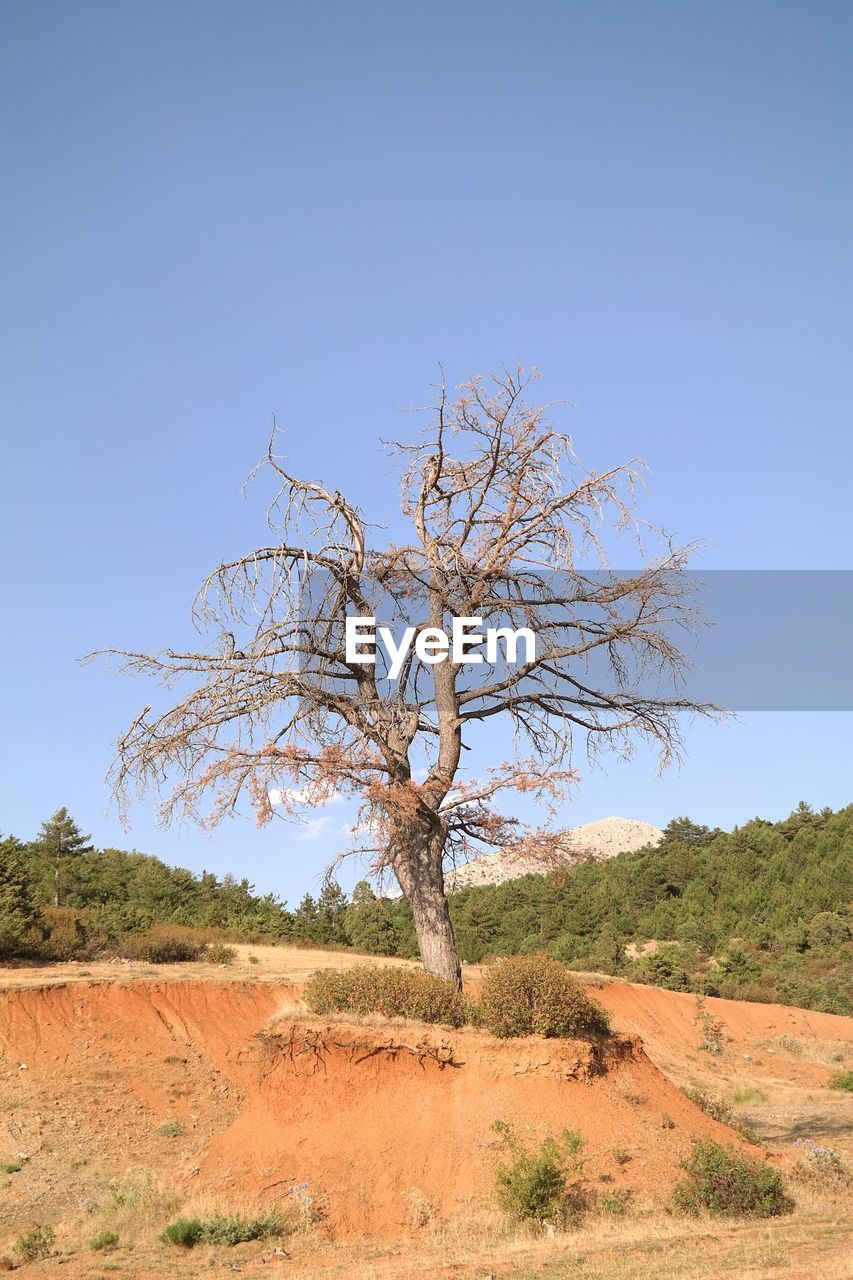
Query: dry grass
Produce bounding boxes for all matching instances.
[276,1208,853,1280]
[0,944,464,993]
[47,1179,304,1276]
[18,1198,853,1279]
[756,1035,850,1067]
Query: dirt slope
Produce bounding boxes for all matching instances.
[0,981,286,1232]
[0,976,764,1242]
[0,958,850,1264]
[589,977,853,1162]
[592,978,851,1083]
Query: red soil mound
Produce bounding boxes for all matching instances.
[201,1019,747,1235]
[0,978,772,1238]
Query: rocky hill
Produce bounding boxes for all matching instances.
[445,816,663,891]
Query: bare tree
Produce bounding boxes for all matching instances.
[95,371,716,986]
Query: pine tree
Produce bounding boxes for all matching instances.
[316,881,349,946]
[293,893,319,940]
[33,808,92,908]
[344,882,398,956]
[0,835,43,956]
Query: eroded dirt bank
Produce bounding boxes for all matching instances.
[198,1017,743,1233]
[0,977,767,1239]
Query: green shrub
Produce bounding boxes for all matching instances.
[157,1120,184,1137]
[198,1211,281,1246]
[90,1230,119,1251]
[629,944,693,992]
[15,1227,55,1262]
[493,1122,586,1224]
[671,1139,792,1218]
[4,1162,22,1173]
[828,1069,853,1092]
[161,1217,204,1248]
[161,1211,281,1248]
[304,965,466,1027]
[206,942,238,965]
[599,1189,631,1215]
[475,954,610,1039]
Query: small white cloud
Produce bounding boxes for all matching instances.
[268,787,343,808]
[296,816,333,843]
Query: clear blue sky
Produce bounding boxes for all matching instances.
[1,1,851,903]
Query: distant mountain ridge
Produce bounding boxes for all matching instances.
[445,816,664,892]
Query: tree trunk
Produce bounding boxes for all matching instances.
[408,875,462,988]
[53,860,60,909]
[392,823,462,989]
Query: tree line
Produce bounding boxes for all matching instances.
[1,802,850,1015]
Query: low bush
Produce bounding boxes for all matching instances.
[828,1069,853,1092]
[120,925,207,964]
[493,1121,587,1224]
[793,1138,851,1188]
[161,1211,281,1248]
[694,994,726,1055]
[15,1227,55,1262]
[90,1230,119,1251]
[4,1162,22,1173]
[671,1138,792,1218]
[599,1189,631,1215]
[161,1217,203,1248]
[40,907,89,960]
[629,943,693,992]
[304,965,466,1027]
[205,942,238,965]
[475,954,610,1039]
[200,1211,282,1246]
[39,907,110,961]
[157,1120,184,1137]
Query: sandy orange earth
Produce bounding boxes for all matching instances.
[0,947,850,1275]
